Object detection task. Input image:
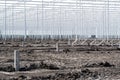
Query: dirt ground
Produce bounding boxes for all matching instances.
[0,40,120,80]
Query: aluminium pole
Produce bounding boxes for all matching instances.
[36,5,39,40]
[41,0,44,40]
[24,0,27,41]
[4,0,7,42]
[52,0,55,40]
[59,0,62,41]
[75,0,78,42]
[12,5,14,41]
[107,0,110,43]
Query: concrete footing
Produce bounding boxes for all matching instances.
[118,44,120,49]
[14,50,20,71]
[68,39,71,45]
[56,43,59,52]
[22,41,24,47]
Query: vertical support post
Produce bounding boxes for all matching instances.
[107,0,109,43]
[59,0,62,40]
[36,5,39,41]
[41,0,44,40]
[14,50,20,71]
[75,0,78,44]
[4,0,7,42]
[52,1,54,40]
[56,42,59,52]
[12,5,14,42]
[24,0,27,41]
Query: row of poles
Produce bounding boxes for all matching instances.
[0,0,120,41]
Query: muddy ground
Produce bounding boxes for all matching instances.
[0,40,120,80]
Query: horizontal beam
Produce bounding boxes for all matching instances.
[0,1,120,6]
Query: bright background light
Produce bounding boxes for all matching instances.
[0,0,120,38]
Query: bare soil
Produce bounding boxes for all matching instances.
[0,40,120,80]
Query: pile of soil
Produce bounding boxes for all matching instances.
[84,61,114,67]
[0,65,15,72]
[63,49,70,53]
[0,61,60,72]
[9,69,100,80]
[20,61,60,71]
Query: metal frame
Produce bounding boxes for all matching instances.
[0,0,120,42]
